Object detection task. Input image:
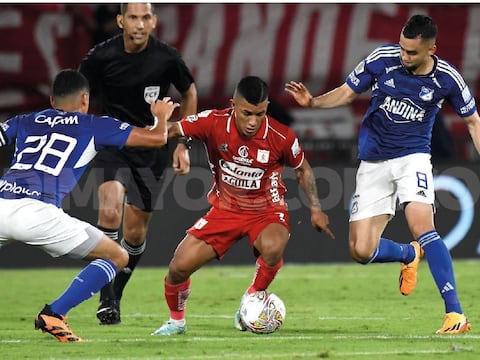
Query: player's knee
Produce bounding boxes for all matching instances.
[123,228,147,245]
[99,208,123,228]
[260,249,283,266]
[349,243,371,264]
[168,262,192,284]
[102,243,128,271]
[113,247,129,270]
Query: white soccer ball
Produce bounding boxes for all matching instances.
[239,290,286,334]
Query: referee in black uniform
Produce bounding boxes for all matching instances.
[79,3,197,325]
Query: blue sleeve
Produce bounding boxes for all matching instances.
[0,115,19,147]
[449,83,477,118]
[346,58,376,94]
[92,116,134,149]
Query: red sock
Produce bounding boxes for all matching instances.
[247,257,283,294]
[164,277,191,320]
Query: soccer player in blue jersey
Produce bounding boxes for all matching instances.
[286,14,480,334]
[0,69,178,342]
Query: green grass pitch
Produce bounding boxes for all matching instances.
[0,260,478,359]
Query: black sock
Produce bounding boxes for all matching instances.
[113,238,146,300]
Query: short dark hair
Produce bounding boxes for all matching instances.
[402,15,437,41]
[234,76,269,105]
[52,69,89,98]
[121,3,154,15]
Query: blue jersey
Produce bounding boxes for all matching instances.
[0,109,133,206]
[346,44,477,160]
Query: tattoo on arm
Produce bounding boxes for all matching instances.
[296,165,321,209]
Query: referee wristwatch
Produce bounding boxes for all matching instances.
[178,136,193,150]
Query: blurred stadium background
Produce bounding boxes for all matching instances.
[1,3,480,268]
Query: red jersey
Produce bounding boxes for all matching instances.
[178,108,304,213]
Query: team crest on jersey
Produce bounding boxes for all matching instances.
[419,87,434,101]
[144,86,160,103]
[257,149,270,163]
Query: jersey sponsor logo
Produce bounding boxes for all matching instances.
[0,179,41,197]
[144,86,160,104]
[218,143,228,152]
[270,172,281,203]
[238,145,249,157]
[460,99,476,115]
[419,87,434,101]
[35,114,79,127]
[257,149,269,163]
[379,96,425,123]
[233,145,253,165]
[185,115,198,122]
[219,159,264,190]
[221,173,261,189]
[348,72,360,86]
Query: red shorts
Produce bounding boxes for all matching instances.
[187,207,290,259]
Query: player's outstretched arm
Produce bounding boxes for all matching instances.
[285,81,357,109]
[284,81,313,107]
[294,159,335,239]
[125,97,179,148]
[464,111,480,154]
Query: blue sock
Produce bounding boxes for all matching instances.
[50,259,118,316]
[367,238,413,264]
[418,230,462,314]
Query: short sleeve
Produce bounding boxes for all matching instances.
[92,115,133,149]
[346,58,375,94]
[284,130,305,169]
[0,116,19,147]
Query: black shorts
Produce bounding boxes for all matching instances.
[91,146,169,212]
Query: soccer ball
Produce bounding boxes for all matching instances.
[239,290,286,334]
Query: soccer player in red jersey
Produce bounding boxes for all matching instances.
[152,76,335,335]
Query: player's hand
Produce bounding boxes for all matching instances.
[310,207,335,239]
[284,81,313,108]
[172,143,190,175]
[150,97,180,123]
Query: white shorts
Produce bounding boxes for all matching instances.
[0,198,104,259]
[349,153,434,222]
